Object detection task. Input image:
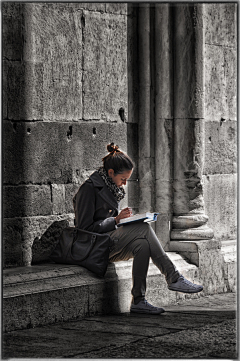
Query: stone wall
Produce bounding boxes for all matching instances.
[203,3,237,241]
[3,3,129,267]
[3,2,237,269]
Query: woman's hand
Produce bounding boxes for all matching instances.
[115,207,132,225]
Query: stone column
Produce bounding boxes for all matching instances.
[171,4,214,240]
[138,4,152,212]
[154,4,174,249]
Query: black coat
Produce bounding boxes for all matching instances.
[73,171,119,233]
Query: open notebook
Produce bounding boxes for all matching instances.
[118,212,159,226]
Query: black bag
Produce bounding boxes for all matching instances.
[50,227,113,277]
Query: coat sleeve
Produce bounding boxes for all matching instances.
[73,182,117,233]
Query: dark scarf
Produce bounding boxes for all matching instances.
[97,167,126,203]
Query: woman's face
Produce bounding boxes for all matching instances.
[108,169,133,187]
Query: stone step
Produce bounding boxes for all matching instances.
[220,240,237,293]
[221,239,237,260]
[3,252,200,332]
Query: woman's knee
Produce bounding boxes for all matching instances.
[129,222,152,237]
[132,238,151,256]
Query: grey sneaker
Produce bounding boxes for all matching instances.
[130,299,165,314]
[168,275,203,293]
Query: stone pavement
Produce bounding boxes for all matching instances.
[2,292,238,359]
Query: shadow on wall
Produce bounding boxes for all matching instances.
[31,219,69,264]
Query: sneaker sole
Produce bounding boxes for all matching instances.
[130,308,165,315]
[168,286,203,293]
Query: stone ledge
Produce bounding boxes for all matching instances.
[169,238,236,294]
[3,252,201,332]
[220,239,237,293]
[169,238,221,266]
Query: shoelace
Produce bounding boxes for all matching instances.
[143,300,159,310]
[179,276,198,288]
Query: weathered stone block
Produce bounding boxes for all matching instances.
[2,2,22,16]
[127,180,139,212]
[127,5,138,124]
[198,245,226,295]
[204,120,237,174]
[205,45,237,121]
[3,283,89,332]
[138,186,153,213]
[2,225,23,269]
[3,185,52,218]
[3,61,25,120]
[71,123,128,183]
[3,121,74,184]
[106,3,127,15]
[126,123,138,187]
[203,174,237,240]
[73,169,96,187]
[3,121,127,185]
[2,62,8,120]
[204,3,237,47]
[88,277,127,315]
[4,3,83,121]
[119,187,128,210]
[52,184,65,215]
[3,214,74,268]
[221,240,237,292]
[155,213,171,251]
[170,239,226,294]
[62,285,89,320]
[156,180,173,213]
[3,60,44,121]
[107,123,128,151]
[83,11,127,121]
[168,240,199,267]
[126,123,138,178]
[70,3,105,12]
[33,3,82,121]
[2,3,23,61]
[147,273,176,306]
[65,184,80,214]
[223,262,237,293]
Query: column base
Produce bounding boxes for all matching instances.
[172,214,209,229]
[171,224,214,240]
[171,214,214,240]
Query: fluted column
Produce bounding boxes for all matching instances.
[138,4,152,212]
[171,4,214,240]
[154,4,173,249]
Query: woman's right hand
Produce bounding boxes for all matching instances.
[115,207,132,225]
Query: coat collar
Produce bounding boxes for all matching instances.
[89,171,106,188]
[89,171,118,210]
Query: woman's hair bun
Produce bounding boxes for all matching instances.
[102,142,134,174]
[107,142,119,153]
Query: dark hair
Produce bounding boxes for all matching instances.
[102,143,134,175]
